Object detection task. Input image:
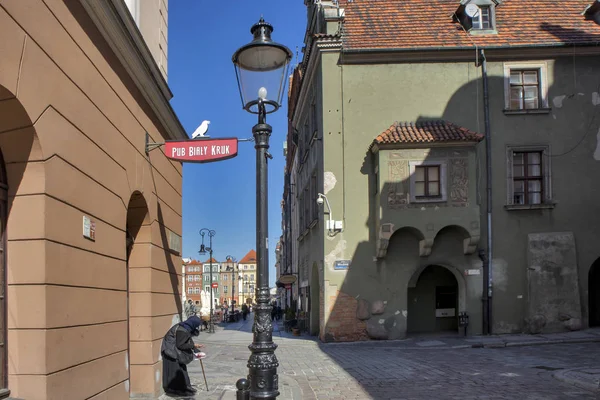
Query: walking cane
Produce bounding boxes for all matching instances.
[198,355,208,391]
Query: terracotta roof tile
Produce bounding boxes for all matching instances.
[204,257,219,264]
[187,259,202,265]
[373,120,484,147]
[340,0,600,50]
[239,249,257,264]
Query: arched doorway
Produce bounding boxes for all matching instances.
[0,149,7,395]
[589,258,600,327]
[125,191,150,395]
[310,262,320,336]
[407,265,459,333]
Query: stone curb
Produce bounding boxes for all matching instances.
[553,369,600,392]
[475,336,600,349]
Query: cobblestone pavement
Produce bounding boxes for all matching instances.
[158,318,600,400]
[163,340,600,400]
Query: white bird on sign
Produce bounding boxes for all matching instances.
[191,120,210,139]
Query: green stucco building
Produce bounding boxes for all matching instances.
[280,0,600,342]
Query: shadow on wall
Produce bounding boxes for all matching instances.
[433,28,600,333]
[157,200,183,317]
[0,85,37,218]
[319,145,483,345]
[64,0,174,144]
[319,22,600,355]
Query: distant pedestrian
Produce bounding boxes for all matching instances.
[242,303,249,321]
[160,316,205,397]
[184,299,196,319]
[222,303,229,322]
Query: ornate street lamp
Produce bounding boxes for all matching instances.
[232,17,292,400]
[199,228,216,334]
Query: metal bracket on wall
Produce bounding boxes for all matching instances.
[145,132,164,155]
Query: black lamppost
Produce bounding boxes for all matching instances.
[232,17,292,399]
[226,255,237,318]
[199,228,216,334]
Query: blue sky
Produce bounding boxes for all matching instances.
[169,2,307,286]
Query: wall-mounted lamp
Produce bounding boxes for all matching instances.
[316,193,343,236]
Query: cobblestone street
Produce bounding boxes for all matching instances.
[161,317,600,400]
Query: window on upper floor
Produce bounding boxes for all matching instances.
[187,287,193,294]
[187,275,193,281]
[471,5,492,30]
[223,275,228,281]
[455,1,498,33]
[503,62,550,113]
[415,165,441,199]
[409,161,448,203]
[194,275,200,281]
[505,146,553,209]
[510,70,540,110]
[224,286,228,293]
[124,0,140,25]
[512,151,543,205]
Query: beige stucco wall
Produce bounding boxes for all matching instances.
[0,0,182,398]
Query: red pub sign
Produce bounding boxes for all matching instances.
[164,137,238,163]
[211,282,218,288]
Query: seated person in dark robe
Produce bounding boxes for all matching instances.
[160,316,204,397]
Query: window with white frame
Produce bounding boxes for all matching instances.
[124,0,140,25]
[506,145,552,206]
[187,275,193,281]
[194,275,200,281]
[504,62,549,111]
[187,287,193,294]
[224,286,228,293]
[408,160,448,203]
[472,5,492,30]
[205,286,210,292]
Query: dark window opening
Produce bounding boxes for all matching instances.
[513,151,543,205]
[415,165,441,198]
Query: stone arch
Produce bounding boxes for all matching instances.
[433,224,479,255]
[378,225,431,258]
[1,84,42,397]
[125,191,151,396]
[407,263,467,313]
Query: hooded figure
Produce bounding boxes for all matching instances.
[161,316,204,396]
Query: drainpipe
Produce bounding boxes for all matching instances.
[480,49,493,335]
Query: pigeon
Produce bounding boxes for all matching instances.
[191,120,210,139]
